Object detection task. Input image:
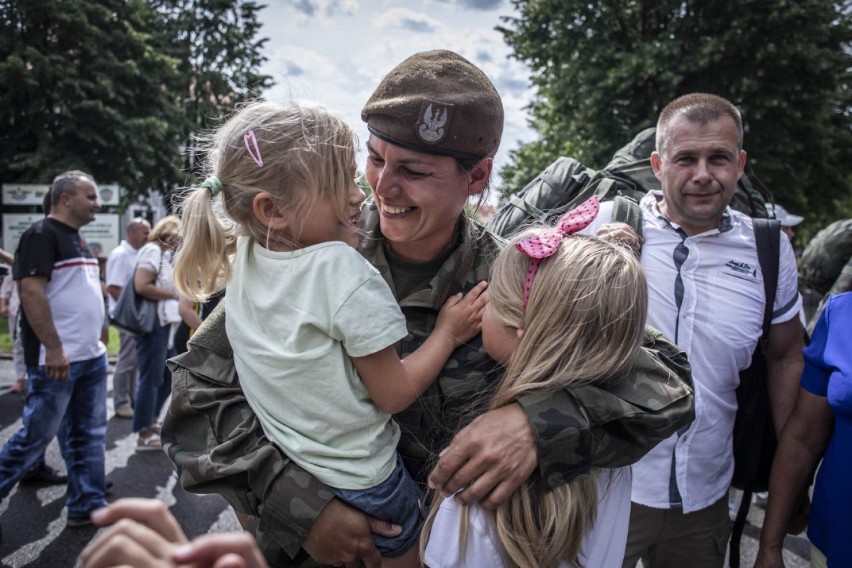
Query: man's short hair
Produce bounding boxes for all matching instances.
[50,170,95,206]
[127,217,150,231]
[656,93,743,155]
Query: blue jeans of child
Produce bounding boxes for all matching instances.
[133,321,174,433]
[0,354,108,518]
[332,455,424,557]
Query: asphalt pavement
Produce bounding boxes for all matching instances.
[0,356,240,568]
[0,356,812,567]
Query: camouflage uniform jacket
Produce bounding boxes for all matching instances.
[800,218,852,296]
[801,219,852,334]
[162,204,695,565]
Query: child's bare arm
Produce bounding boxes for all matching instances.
[431,281,489,348]
[352,281,488,414]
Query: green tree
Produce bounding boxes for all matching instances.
[0,0,272,206]
[0,0,184,197]
[154,0,272,202]
[499,0,852,224]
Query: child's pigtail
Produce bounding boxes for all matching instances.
[174,177,233,302]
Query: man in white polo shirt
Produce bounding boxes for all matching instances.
[106,217,151,418]
[592,93,804,568]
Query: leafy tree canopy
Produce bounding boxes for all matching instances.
[0,0,272,207]
[499,0,852,228]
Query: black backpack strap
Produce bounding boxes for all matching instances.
[611,195,643,241]
[507,194,547,222]
[754,218,781,351]
[729,218,781,568]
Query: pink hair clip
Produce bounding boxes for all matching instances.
[244,129,263,167]
[515,196,600,310]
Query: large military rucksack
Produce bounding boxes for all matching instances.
[487,127,771,239]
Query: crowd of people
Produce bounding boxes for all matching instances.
[0,48,849,568]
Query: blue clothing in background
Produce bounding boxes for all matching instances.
[800,292,852,566]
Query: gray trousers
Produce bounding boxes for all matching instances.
[113,329,138,408]
[622,496,731,568]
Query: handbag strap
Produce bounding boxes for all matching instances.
[130,245,166,292]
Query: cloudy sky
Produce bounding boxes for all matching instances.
[257,0,538,179]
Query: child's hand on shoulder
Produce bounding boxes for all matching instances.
[435,281,488,347]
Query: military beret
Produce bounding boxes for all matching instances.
[361,50,504,160]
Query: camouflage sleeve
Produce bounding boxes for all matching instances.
[807,257,852,335]
[161,312,333,561]
[826,256,852,297]
[517,327,695,490]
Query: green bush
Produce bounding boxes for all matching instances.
[0,316,120,357]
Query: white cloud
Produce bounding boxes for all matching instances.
[258,0,538,184]
[448,0,503,9]
[372,8,442,33]
[283,0,358,17]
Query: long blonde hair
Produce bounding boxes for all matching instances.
[421,233,648,568]
[173,101,358,301]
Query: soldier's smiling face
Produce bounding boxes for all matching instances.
[364,136,480,262]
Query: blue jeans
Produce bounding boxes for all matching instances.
[133,322,174,433]
[332,456,424,557]
[0,354,108,518]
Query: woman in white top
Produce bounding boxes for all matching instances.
[132,215,181,451]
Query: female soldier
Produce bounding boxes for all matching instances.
[160,50,694,568]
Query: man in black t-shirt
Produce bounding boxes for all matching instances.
[0,171,110,537]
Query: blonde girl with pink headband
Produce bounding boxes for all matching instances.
[422,198,649,568]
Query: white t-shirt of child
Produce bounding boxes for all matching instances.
[424,467,632,568]
[226,238,409,490]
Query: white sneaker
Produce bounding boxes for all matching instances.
[136,431,162,452]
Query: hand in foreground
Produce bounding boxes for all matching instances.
[82,499,271,568]
[595,222,642,252]
[171,533,269,568]
[302,498,401,568]
[81,499,188,567]
[428,403,537,509]
[434,281,489,347]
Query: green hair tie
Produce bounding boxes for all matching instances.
[202,176,222,197]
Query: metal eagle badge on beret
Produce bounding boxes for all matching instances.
[416,101,453,144]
